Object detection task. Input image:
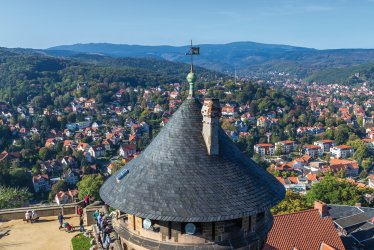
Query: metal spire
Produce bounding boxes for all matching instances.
[186,40,199,99]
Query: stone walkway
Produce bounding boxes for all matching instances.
[0,215,80,250]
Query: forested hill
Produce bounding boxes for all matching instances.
[0,47,224,105]
[48,42,374,80]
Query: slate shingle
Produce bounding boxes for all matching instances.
[100,98,285,222]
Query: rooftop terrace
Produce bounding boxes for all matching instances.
[0,215,80,250]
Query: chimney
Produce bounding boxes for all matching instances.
[314,200,328,217]
[355,203,362,207]
[201,99,221,155]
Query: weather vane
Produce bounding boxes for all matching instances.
[186,40,200,73]
[185,40,200,98]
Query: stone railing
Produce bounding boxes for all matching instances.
[0,200,84,221]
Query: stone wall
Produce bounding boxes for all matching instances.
[0,201,84,221]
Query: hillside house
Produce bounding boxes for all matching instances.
[32,174,51,193]
[303,145,323,158]
[275,140,298,154]
[221,105,236,117]
[119,144,137,158]
[254,144,275,156]
[330,145,354,159]
[314,139,336,152]
[325,159,359,177]
[88,145,106,158]
[55,189,79,205]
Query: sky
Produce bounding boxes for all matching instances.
[0,0,373,49]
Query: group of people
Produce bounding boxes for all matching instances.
[94,210,113,250]
[24,210,39,223]
[57,206,85,233]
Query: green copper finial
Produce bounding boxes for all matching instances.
[187,71,196,98]
[186,40,200,99]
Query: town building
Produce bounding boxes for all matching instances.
[100,69,285,250]
[88,145,106,158]
[32,174,51,193]
[275,140,297,154]
[264,201,345,250]
[330,145,354,159]
[303,145,323,158]
[254,143,275,156]
[119,144,137,158]
[325,159,359,177]
[328,204,374,249]
[221,105,236,117]
[54,189,79,205]
[314,139,336,152]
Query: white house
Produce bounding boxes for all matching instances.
[275,140,298,154]
[313,140,336,152]
[303,145,323,158]
[254,144,275,156]
[88,145,106,158]
[119,144,137,158]
[330,145,354,159]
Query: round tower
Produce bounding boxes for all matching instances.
[100,65,285,250]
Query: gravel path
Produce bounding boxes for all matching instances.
[0,215,80,250]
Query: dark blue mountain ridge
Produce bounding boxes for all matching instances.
[47,42,374,77]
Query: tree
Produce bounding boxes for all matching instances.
[362,158,373,170]
[77,174,104,201]
[39,147,51,161]
[306,175,373,206]
[110,162,122,174]
[347,139,369,164]
[334,125,350,145]
[0,186,31,209]
[359,170,368,179]
[271,191,312,215]
[275,145,283,156]
[51,180,68,197]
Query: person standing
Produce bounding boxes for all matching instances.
[105,235,111,250]
[97,212,102,230]
[77,206,83,217]
[84,195,89,207]
[25,211,31,223]
[97,233,103,248]
[58,212,64,229]
[79,217,85,232]
[31,210,38,223]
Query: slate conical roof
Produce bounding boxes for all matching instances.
[100,98,285,222]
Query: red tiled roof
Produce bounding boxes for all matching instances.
[304,145,320,149]
[335,145,352,149]
[256,143,274,147]
[330,159,359,169]
[320,242,338,250]
[317,139,335,143]
[0,151,9,161]
[306,173,317,181]
[294,155,311,163]
[279,140,296,145]
[362,138,374,142]
[288,177,299,184]
[264,209,345,250]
